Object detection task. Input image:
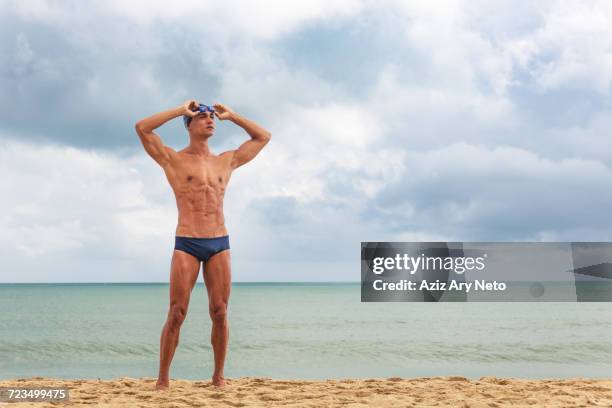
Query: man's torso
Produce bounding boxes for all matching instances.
[161,149,233,238]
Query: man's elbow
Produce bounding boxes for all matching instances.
[263,131,272,143]
[135,121,145,136]
[135,122,155,141]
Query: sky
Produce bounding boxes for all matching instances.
[1,0,612,282]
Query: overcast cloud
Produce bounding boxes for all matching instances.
[1,0,611,282]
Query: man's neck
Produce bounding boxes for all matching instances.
[186,138,212,155]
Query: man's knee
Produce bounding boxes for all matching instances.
[167,303,188,330]
[209,302,227,325]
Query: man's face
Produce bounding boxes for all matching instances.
[189,111,215,137]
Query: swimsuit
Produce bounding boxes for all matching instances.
[174,235,230,263]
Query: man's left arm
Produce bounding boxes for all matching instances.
[215,103,271,170]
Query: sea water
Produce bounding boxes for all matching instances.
[1,283,611,380]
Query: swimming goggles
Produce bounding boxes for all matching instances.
[194,104,215,115]
[184,104,215,128]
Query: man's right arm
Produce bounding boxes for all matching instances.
[134,100,196,166]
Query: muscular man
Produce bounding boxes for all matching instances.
[134,100,271,389]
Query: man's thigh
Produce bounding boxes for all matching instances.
[203,250,231,305]
[170,250,201,304]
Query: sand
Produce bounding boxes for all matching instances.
[1,376,611,407]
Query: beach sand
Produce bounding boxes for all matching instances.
[1,376,611,407]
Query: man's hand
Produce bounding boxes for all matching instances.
[213,103,234,120]
[181,99,200,117]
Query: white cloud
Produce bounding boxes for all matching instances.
[105,0,364,40]
[526,1,612,93]
[9,0,365,41]
[380,0,612,97]
[0,140,174,262]
[3,0,612,282]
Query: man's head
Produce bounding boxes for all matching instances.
[184,110,216,139]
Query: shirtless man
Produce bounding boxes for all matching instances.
[134,100,271,389]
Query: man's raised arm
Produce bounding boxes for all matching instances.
[135,100,197,166]
[214,103,272,169]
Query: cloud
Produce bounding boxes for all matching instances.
[3,0,612,150]
[2,119,612,282]
[103,0,365,40]
[0,136,372,282]
[523,1,612,93]
[370,143,612,240]
[2,1,612,282]
[0,139,176,280]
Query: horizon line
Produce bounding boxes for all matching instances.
[0,281,361,284]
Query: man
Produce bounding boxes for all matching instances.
[134,100,271,389]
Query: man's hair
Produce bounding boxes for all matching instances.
[183,115,192,130]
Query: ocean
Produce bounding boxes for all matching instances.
[1,283,611,380]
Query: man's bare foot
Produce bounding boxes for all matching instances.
[155,380,169,391]
[212,374,226,387]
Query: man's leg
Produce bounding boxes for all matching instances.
[203,249,231,387]
[156,250,201,390]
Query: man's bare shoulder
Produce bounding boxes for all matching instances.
[164,146,179,156]
[218,150,236,158]
[218,150,236,164]
[176,147,189,155]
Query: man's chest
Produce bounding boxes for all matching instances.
[169,156,231,190]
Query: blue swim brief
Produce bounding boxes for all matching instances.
[174,235,230,263]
